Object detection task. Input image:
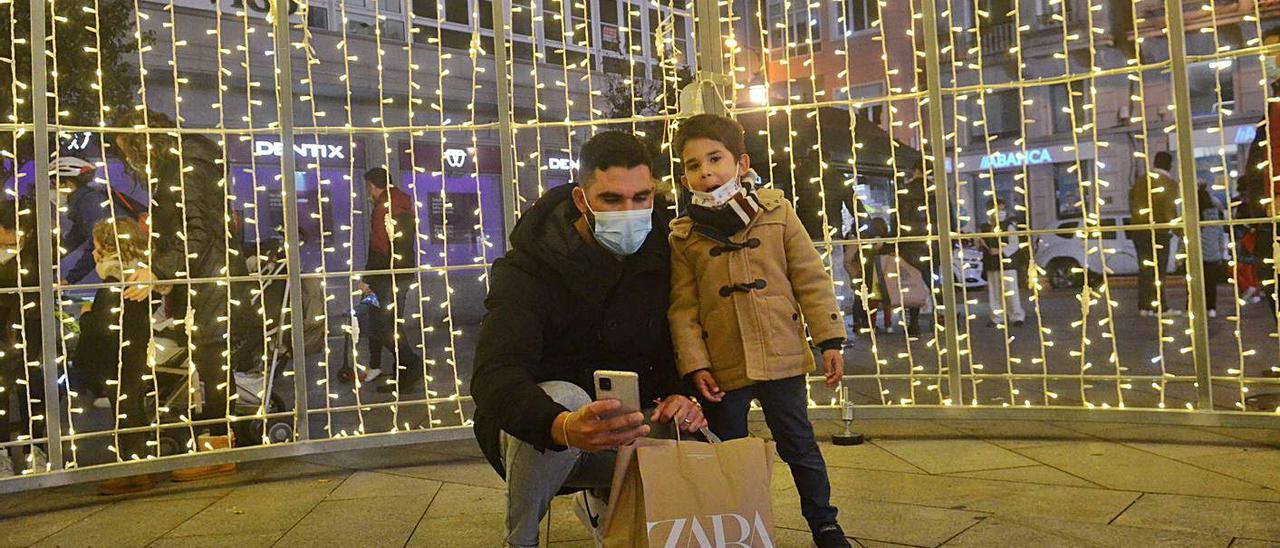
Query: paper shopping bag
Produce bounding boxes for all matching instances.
[601,437,777,548]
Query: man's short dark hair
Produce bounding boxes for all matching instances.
[364,167,390,189]
[672,114,746,161]
[578,131,653,187]
[1153,151,1173,171]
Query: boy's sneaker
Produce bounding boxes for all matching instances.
[572,489,607,548]
[813,523,852,548]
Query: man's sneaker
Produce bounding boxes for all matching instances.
[572,489,607,548]
[813,523,852,548]
[1208,309,1218,319]
[340,366,382,384]
[93,396,111,409]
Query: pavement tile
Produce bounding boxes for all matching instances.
[31,496,217,548]
[1206,427,1280,448]
[1052,422,1249,446]
[326,470,443,500]
[772,486,986,547]
[941,515,1231,547]
[424,482,505,518]
[1230,539,1280,548]
[547,494,592,543]
[147,532,283,548]
[824,467,1139,523]
[831,419,963,440]
[1185,450,1280,491]
[944,420,1092,447]
[872,439,1039,474]
[0,503,103,548]
[274,494,431,548]
[772,526,826,547]
[1112,493,1280,541]
[1012,441,1280,501]
[419,437,486,458]
[163,474,342,537]
[856,539,929,548]
[296,443,455,470]
[407,513,505,547]
[945,464,1098,488]
[1052,423,1265,460]
[387,455,507,490]
[250,458,350,482]
[818,441,927,474]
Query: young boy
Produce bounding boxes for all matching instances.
[668,114,851,548]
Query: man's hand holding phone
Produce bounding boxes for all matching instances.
[553,400,648,453]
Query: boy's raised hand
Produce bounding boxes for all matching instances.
[690,369,724,403]
[822,349,844,388]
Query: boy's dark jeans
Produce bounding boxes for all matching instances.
[702,374,839,532]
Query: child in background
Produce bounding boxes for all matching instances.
[78,217,164,495]
[667,114,851,548]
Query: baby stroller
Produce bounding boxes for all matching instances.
[148,239,300,453]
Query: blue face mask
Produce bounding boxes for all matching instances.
[582,194,652,256]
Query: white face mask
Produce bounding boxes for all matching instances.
[690,179,743,209]
[580,189,653,257]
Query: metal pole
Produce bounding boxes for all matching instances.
[918,0,965,405]
[271,3,311,440]
[1164,1,1213,410]
[693,0,728,116]
[492,0,517,248]
[29,0,64,471]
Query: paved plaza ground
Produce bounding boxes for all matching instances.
[1,418,1278,547]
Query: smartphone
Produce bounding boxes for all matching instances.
[593,370,641,419]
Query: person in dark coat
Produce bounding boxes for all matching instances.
[51,155,111,285]
[1238,27,1280,311]
[0,198,47,476]
[356,167,423,394]
[114,109,250,481]
[895,160,935,335]
[470,132,702,548]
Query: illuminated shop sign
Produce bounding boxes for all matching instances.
[978,148,1052,170]
[547,157,579,171]
[253,140,346,160]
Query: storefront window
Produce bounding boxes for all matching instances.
[1054,161,1090,219]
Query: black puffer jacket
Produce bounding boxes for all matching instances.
[146,136,250,342]
[471,184,686,477]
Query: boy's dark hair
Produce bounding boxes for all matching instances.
[672,114,746,161]
[364,167,391,189]
[578,131,653,187]
[1153,151,1173,171]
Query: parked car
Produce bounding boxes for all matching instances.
[1035,217,1182,288]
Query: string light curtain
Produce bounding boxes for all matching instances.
[0,0,1275,487]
